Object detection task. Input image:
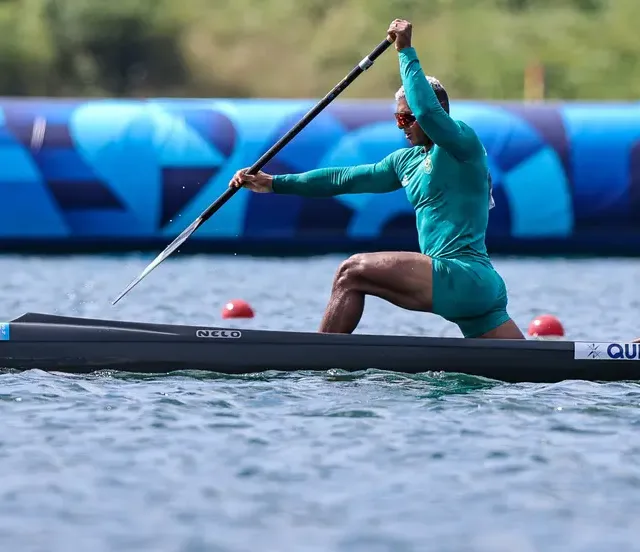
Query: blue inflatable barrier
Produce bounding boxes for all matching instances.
[0,97,639,255]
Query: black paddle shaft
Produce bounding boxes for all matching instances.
[196,37,394,227]
[110,37,394,305]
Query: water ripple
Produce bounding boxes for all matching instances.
[0,255,638,551]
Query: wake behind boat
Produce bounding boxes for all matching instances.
[0,312,636,383]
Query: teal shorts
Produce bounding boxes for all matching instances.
[431,257,511,338]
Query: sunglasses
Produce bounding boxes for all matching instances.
[394,112,416,129]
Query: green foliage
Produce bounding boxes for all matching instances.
[0,0,637,100]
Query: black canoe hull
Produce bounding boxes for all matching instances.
[0,312,634,383]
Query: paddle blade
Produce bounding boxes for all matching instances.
[111,217,202,305]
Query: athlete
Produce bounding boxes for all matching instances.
[229,19,524,340]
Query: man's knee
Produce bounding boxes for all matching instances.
[477,318,525,339]
[492,319,525,339]
[334,254,369,290]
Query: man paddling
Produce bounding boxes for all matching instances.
[229,19,524,340]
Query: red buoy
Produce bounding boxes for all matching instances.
[221,299,255,319]
[528,314,565,339]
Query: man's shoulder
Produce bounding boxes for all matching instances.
[454,118,482,141]
[379,146,422,170]
[388,145,421,156]
[446,118,485,159]
[388,145,425,162]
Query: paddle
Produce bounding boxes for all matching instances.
[111,36,395,305]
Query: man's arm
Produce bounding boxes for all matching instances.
[398,47,480,161]
[272,153,402,197]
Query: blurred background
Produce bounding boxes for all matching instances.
[2,0,638,101]
[0,0,638,261]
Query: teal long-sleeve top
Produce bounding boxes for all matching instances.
[272,47,492,261]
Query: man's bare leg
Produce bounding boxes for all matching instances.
[318,251,525,339]
[319,252,434,333]
[477,319,525,339]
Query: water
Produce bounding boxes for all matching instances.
[1,254,640,552]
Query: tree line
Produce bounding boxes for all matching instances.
[1,0,635,101]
